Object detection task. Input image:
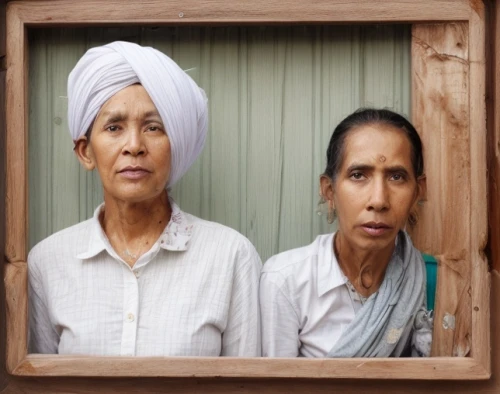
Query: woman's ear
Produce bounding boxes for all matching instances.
[416,174,427,204]
[74,136,96,171]
[319,175,335,205]
[407,174,427,227]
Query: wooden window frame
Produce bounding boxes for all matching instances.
[3,0,490,380]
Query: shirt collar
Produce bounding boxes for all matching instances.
[76,198,193,260]
[317,232,347,297]
[316,231,403,298]
[76,203,109,260]
[158,198,193,252]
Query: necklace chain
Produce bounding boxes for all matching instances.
[123,248,138,260]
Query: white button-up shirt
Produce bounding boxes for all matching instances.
[260,233,361,357]
[28,200,262,357]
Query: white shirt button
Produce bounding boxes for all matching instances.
[134,271,140,278]
[126,313,135,322]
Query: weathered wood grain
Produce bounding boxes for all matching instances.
[488,0,500,272]
[5,4,27,263]
[0,0,5,60]
[0,70,8,393]
[468,3,489,373]
[10,0,471,25]
[411,23,472,357]
[4,263,27,374]
[8,355,489,379]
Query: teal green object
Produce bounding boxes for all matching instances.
[422,253,437,311]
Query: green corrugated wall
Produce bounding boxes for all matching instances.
[28,25,411,262]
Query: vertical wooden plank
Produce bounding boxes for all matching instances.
[4,262,27,374]
[0,3,7,389]
[468,3,489,373]
[0,0,4,58]
[488,0,500,272]
[411,23,471,357]
[0,65,8,394]
[0,0,7,387]
[5,3,27,263]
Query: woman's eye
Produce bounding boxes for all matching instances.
[146,125,163,132]
[391,173,405,181]
[105,125,119,132]
[350,172,364,180]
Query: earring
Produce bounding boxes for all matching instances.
[408,209,419,227]
[316,193,327,216]
[327,203,336,224]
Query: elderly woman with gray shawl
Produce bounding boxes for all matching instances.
[260,109,433,358]
[28,41,261,357]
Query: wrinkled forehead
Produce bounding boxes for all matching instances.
[341,124,414,168]
[95,84,162,121]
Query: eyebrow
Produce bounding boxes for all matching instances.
[143,110,163,121]
[100,111,127,124]
[100,110,162,124]
[346,163,411,175]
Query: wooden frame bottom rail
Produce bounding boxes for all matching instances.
[13,355,490,380]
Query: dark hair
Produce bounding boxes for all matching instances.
[323,108,424,181]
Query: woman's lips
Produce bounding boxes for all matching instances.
[118,167,151,180]
[361,222,392,236]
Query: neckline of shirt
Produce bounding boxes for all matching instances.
[75,197,193,263]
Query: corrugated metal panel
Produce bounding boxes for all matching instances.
[28,25,410,261]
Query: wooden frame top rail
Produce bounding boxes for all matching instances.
[3,0,490,382]
[8,0,473,25]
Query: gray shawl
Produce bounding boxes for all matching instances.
[327,231,426,358]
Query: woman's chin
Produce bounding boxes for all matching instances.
[355,233,397,252]
[106,188,166,205]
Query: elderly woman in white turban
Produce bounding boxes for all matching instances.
[28,41,262,357]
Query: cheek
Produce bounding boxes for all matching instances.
[335,185,364,210]
[334,192,362,223]
[393,189,418,214]
[153,152,171,180]
[91,148,115,175]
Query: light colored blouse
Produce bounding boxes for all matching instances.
[260,233,363,357]
[28,199,262,357]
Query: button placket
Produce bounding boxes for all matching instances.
[120,267,139,356]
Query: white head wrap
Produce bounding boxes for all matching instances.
[67,41,208,187]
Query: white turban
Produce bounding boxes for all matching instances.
[67,41,208,187]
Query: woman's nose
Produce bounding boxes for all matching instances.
[122,129,145,156]
[366,179,390,212]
